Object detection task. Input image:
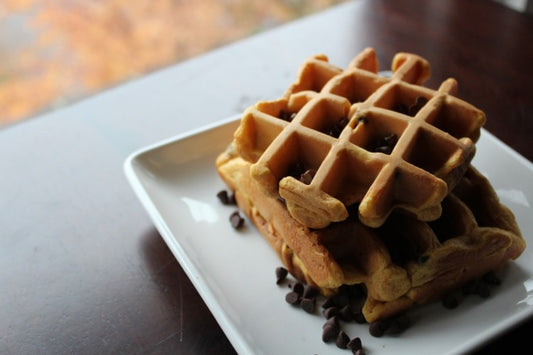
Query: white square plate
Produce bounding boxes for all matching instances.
[124,117,533,355]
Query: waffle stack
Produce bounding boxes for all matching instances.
[216,48,525,322]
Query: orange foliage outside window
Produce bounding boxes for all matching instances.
[0,0,345,125]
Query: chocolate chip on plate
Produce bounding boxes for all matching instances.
[322,322,339,343]
[331,289,350,308]
[442,292,461,309]
[302,284,318,299]
[322,316,339,329]
[336,330,350,349]
[217,190,236,205]
[460,278,491,298]
[476,282,491,298]
[285,291,301,305]
[339,305,353,322]
[368,320,387,337]
[323,306,340,319]
[275,267,288,284]
[369,315,411,337]
[301,297,316,314]
[347,336,362,351]
[322,297,335,309]
[482,271,501,286]
[386,314,411,334]
[352,311,366,324]
[289,281,304,295]
[229,211,244,229]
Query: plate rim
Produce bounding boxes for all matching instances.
[123,115,255,354]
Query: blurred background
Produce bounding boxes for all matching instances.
[0,0,530,128]
[0,0,348,127]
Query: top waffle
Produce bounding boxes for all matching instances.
[234,48,486,228]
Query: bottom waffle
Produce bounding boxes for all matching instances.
[216,145,525,322]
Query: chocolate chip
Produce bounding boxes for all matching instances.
[408,96,428,116]
[476,282,491,298]
[229,211,244,229]
[394,103,409,115]
[332,291,350,308]
[323,306,340,319]
[289,163,317,185]
[386,315,411,334]
[353,349,366,355]
[322,316,339,329]
[368,320,387,337]
[369,315,411,337]
[303,285,318,299]
[460,278,495,300]
[287,162,305,180]
[285,291,300,305]
[462,280,478,295]
[322,297,335,309]
[336,330,350,349]
[275,267,288,285]
[347,336,362,351]
[322,323,339,343]
[301,297,316,314]
[328,117,349,138]
[463,279,491,297]
[482,271,501,286]
[299,169,316,185]
[279,110,297,122]
[339,305,353,322]
[353,311,366,324]
[289,281,304,295]
[373,133,398,154]
[217,190,236,205]
[383,133,397,146]
[374,145,393,154]
[394,96,427,116]
[217,190,229,204]
[442,293,461,309]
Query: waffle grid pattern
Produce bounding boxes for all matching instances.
[235,48,486,228]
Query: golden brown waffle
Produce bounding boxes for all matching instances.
[234,48,486,228]
[216,147,525,322]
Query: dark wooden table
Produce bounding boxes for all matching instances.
[1,0,531,354]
